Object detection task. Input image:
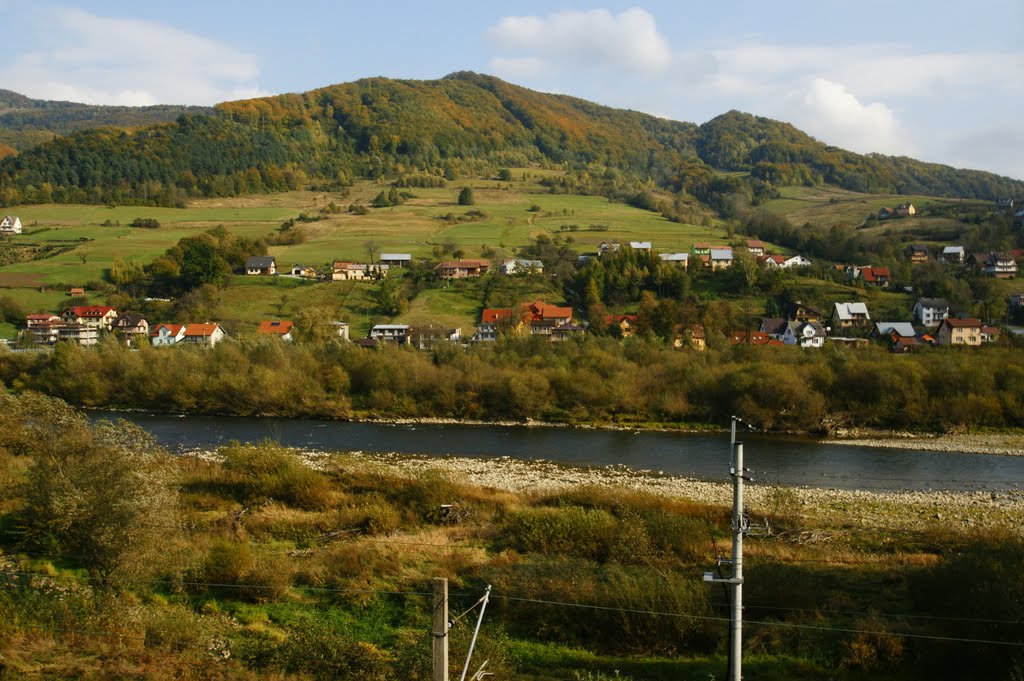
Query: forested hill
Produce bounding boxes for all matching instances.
[0,88,212,153]
[0,72,1020,208]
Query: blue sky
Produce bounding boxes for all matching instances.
[2,1,1022,179]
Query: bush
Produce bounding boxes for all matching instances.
[220,441,333,510]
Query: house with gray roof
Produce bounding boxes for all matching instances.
[245,255,277,276]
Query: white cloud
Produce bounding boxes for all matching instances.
[0,8,267,105]
[486,8,673,76]
[783,78,912,156]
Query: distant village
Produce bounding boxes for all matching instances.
[12,218,1019,353]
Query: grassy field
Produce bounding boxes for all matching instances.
[761,186,962,229]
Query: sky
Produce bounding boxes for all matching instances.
[1,1,1022,179]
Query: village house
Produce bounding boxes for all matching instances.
[332,261,370,280]
[289,264,319,278]
[112,314,149,345]
[369,324,411,345]
[981,325,1001,343]
[598,242,621,256]
[68,287,85,297]
[678,324,706,351]
[941,246,965,264]
[709,248,733,271]
[658,252,689,268]
[257,320,294,341]
[605,314,638,337]
[728,330,784,346]
[409,325,461,350]
[744,239,765,256]
[22,321,62,345]
[629,241,652,252]
[763,254,812,269]
[26,313,60,328]
[181,323,226,348]
[875,322,917,340]
[781,321,826,348]
[56,324,99,346]
[857,266,890,288]
[150,323,186,346]
[831,302,871,329]
[330,321,350,341]
[379,253,412,267]
[691,242,712,257]
[61,305,118,331]
[499,258,543,275]
[245,256,277,276]
[436,259,489,279]
[521,300,574,337]
[985,252,1017,278]
[936,317,982,346]
[906,244,929,265]
[913,298,950,327]
[783,301,822,323]
[475,308,514,341]
[0,215,22,235]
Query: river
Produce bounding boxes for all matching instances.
[105,412,1024,493]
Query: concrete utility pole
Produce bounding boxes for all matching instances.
[433,578,448,681]
[704,433,748,681]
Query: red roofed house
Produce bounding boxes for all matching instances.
[26,313,60,328]
[437,259,490,279]
[745,240,765,256]
[605,314,638,337]
[61,305,118,331]
[150,323,186,346]
[729,330,785,346]
[181,322,226,348]
[858,267,891,288]
[521,300,574,337]
[257,320,294,341]
[475,308,515,341]
[936,318,982,346]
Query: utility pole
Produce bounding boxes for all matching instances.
[705,433,749,681]
[433,578,448,681]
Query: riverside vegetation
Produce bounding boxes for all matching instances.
[0,392,1021,680]
[2,333,1024,433]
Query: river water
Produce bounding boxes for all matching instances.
[107,412,1024,493]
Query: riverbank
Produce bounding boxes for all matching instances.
[826,430,1024,456]
[204,448,1024,534]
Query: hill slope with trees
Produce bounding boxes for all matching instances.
[0,74,1020,208]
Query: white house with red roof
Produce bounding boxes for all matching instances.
[150,323,186,346]
[257,320,294,341]
[181,322,226,347]
[61,305,118,331]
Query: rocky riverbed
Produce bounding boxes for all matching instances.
[287,449,1024,534]
[825,431,1024,456]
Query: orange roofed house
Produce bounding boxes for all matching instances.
[475,300,579,341]
[257,320,294,341]
[181,322,226,348]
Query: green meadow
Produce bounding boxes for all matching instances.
[0,178,726,317]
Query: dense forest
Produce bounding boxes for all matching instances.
[0,74,1021,209]
[0,88,211,153]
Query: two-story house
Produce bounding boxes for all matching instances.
[936,318,982,346]
[831,302,871,329]
[913,298,950,327]
[245,256,277,276]
[369,324,411,345]
[0,215,22,235]
[150,323,186,346]
[181,323,226,347]
[61,305,118,331]
[436,259,490,279]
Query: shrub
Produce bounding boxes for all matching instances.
[220,441,333,510]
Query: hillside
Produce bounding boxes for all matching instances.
[0,73,1021,209]
[0,88,212,153]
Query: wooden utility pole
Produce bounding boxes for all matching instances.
[433,578,448,681]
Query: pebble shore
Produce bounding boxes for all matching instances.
[280,449,1024,534]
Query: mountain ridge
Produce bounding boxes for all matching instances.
[0,74,1019,209]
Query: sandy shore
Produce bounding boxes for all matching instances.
[262,448,1024,534]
